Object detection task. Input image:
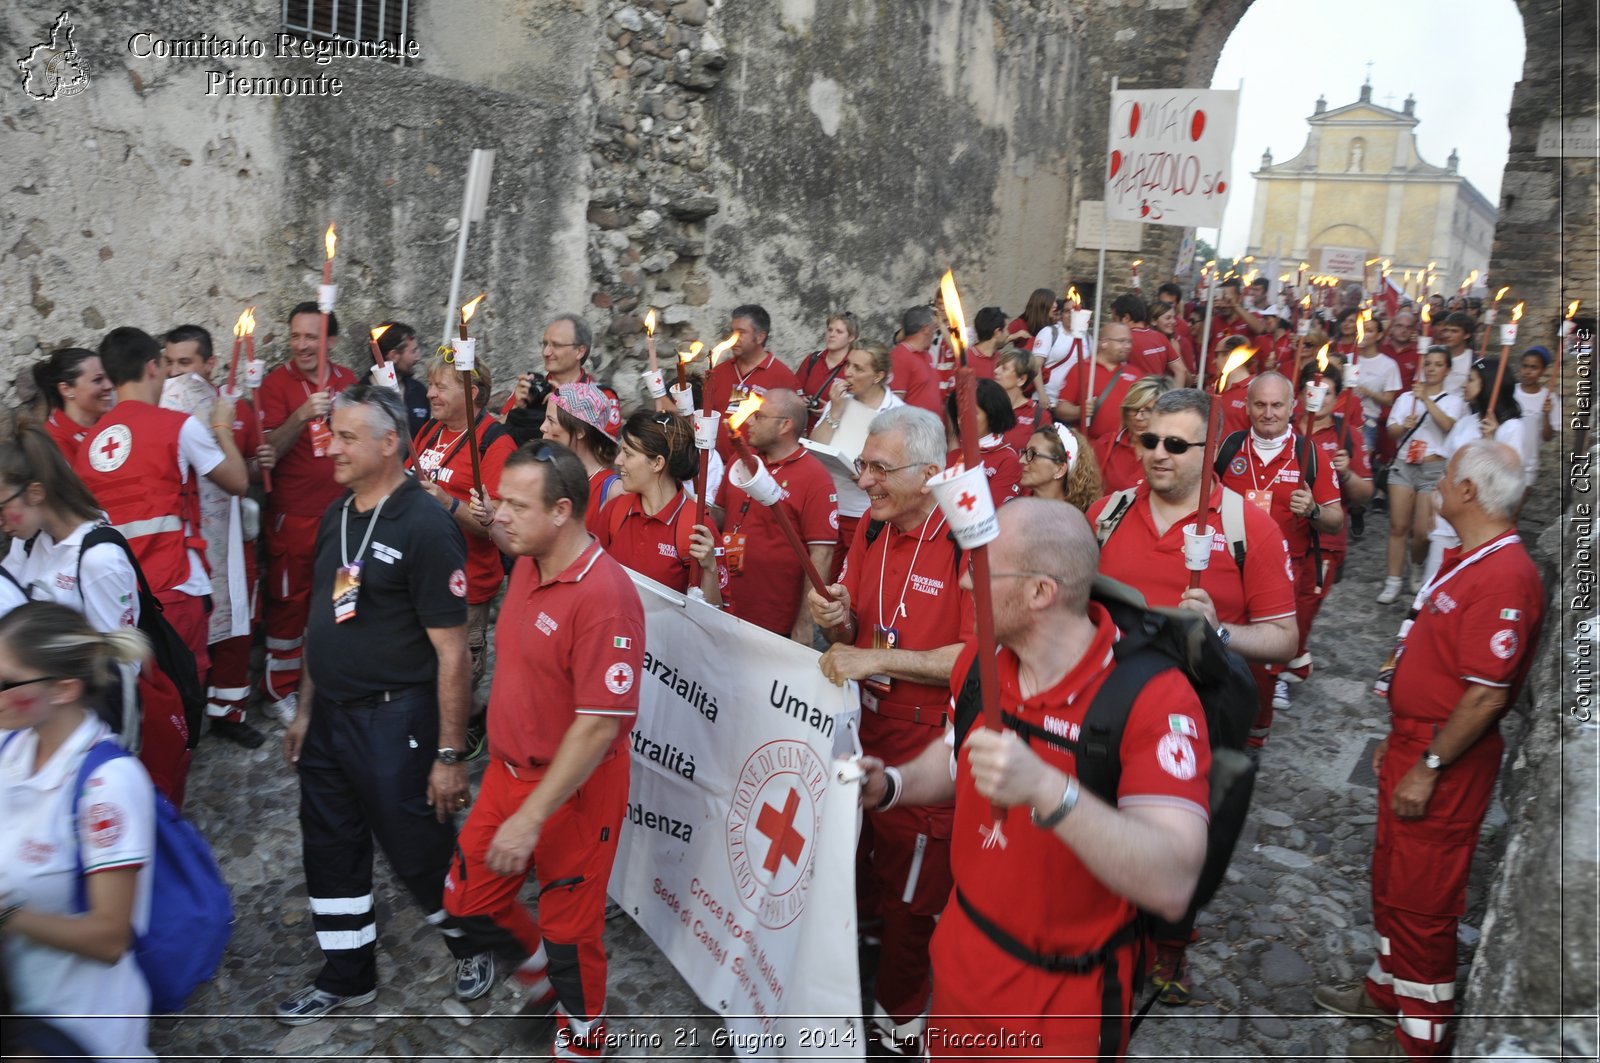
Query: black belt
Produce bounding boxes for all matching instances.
[323,684,429,708]
[956,888,1140,974]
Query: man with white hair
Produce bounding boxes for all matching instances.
[1316,439,1545,1059]
[807,405,971,1058]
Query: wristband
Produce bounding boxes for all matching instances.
[877,765,903,812]
[824,415,841,429]
[449,497,461,515]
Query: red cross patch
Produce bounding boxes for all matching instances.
[605,661,635,695]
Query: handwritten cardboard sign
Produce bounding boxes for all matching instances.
[1104,88,1239,229]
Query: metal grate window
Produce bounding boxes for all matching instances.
[281,1,415,67]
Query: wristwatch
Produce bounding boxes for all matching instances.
[1030,774,1080,829]
[1215,624,1232,647]
[436,747,464,765]
[1422,751,1445,772]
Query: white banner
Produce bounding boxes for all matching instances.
[1104,88,1239,228]
[1318,245,1368,280]
[610,573,866,1059]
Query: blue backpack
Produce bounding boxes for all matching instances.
[68,739,234,1013]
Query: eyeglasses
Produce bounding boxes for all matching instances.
[542,340,582,350]
[0,675,66,694]
[0,485,26,507]
[1018,447,1064,465]
[852,459,920,479]
[1138,433,1207,455]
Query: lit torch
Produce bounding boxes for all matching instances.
[1553,301,1580,386]
[228,308,252,392]
[455,295,487,496]
[315,222,337,388]
[689,331,741,584]
[1300,343,1330,443]
[1131,259,1143,290]
[369,324,392,368]
[644,308,659,373]
[1191,343,1257,589]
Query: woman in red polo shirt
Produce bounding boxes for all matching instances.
[1094,374,1170,493]
[31,348,114,464]
[993,347,1048,452]
[1019,422,1101,509]
[597,411,723,603]
[945,378,1022,506]
[540,382,623,536]
[412,356,516,721]
[795,311,858,431]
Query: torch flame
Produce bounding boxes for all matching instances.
[1131,259,1144,268]
[728,392,765,432]
[1066,285,1081,305]
[1421,305,1432,324]
[1216,347,1254,392]
[1301,294,1312,310]
[1462,269,1479,289]
[1280,273,1291,283]
[1299,261,1310,271]
[1383,258,1392,270]
[678,340,704,365]
[1316,343,1330,373]
[1568,300,1581,320]
[709,332,739,367]
[1365,257,1381,266]
[938,269,968,359]
[460,294,486,324]
[233,308,252,338]
[1511,302,1524,322]
[1356,314,1365,346]
[644,308,657,336]
[1494,285,1511,302]
[324,223,337,260]
[370,324,391,343]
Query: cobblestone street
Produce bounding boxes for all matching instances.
[153,491,1557,1062]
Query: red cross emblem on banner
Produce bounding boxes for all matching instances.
[755,788,806,874]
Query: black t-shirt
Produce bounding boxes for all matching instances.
[307,476,468,701]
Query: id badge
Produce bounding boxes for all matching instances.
[332,561,362,623]
[1405,439,1427,465]
[726,386,751,415]
[721,531,748,573]
[309,419,333,458]
[864,624,897,696]
[1243,488,1274,514]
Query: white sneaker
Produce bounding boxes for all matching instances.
[1376,577,1403,605]
[1272,678,1290,711]
[269,692,299,726]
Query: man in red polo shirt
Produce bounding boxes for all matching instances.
[1316,440,1544,1060]
[887,306,943,415]
[258,302,361,720]
[855,499,1210,1060]
[502,314,620,446]
[447,443,644,1062]
[1204,280,1267,384]
[806,405,973,1059]
[716,389,837,640]
[1112,293,1187,383]
[1055,322,1144,441]
[1087,386,1296,1007]
[703,304,802,462]
[1214,372,1344,716]
[1213,336,1260,439]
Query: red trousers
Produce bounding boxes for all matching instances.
[444,754,629,1028]
[929,902,1139,1061]
[1291,550,1344,663]
[263,512,320,699]
[156,590,210,679]
[1364,720,1500,1057]
[1247,663,1274,748]
[207,545,260,723]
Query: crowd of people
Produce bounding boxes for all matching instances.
[0,273,1557,1061]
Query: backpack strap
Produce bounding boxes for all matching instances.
[1218,490,1247,573]
[0,563,28,599]
[77,525,160,614]
[69,739,133,914]
[1093,489,1139,547]
[1212,430,1247,479]
[1070,649,1181,805]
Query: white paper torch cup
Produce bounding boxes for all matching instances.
[1561,321,1574,338]
[1303,381,1329,414]
[728,456,784,506]
[372,363,400,392]
[1500,323,1518,347]
[451,337,476,372]
[642,369,668,399]
[317,283,338,313]
[1482,307,1497,326]
[1297,318,1312,336]
[1070,309,1092,334]
[691,412,718,450]
[1183,523,1214,571]
[927,464,999,549]
[219,385,242,402]
[670,384,696,416]
[244,359,265,389]
[1343,362,1360,391]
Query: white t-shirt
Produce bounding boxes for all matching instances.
[0,568,29,618]
[1346,351,1402,422]
[174,415,226,597]
[6,522,140,633]
[1513,386,1559,485]
[0,716,154,1062]
[1387,391,1467,460]
[1428,416,1527,543]
[1443,349,1475,398]
[1033,324,1084,405]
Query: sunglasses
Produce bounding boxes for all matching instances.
[1138,433,1207,455]
[0,675,67,694]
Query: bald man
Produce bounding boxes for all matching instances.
[857,499,1211,1060]
[714,388,838,641]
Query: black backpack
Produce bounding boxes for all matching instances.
[951,574,1258,928]
[74,526,206,750]
[1213,429,1328,589]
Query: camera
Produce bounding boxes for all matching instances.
[522,372,553,409]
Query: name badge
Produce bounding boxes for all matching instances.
[1244,488,1274,514]
[332,562,362,623]
[721,531,749,573]
[309,419,333,458]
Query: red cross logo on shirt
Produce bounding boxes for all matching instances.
[99,436,121,462]
[957,491,978,512]
[755,788,807,874]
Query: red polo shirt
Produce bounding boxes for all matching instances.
[1173,316,1198,376]
[44,410,92,465]
[946,438,1022,507]
[1087,483,1296,626]
[1205,315,1256,383]
[596,489,720,594]
[1218,380,1253,439]
[840,508,975,756]
[487,541,645,765]
[1308,414,1371,553]
[1001,400,1047,453]
[1217,431,1343,557]
[888,343,942,414]
[1389,531,1544,727]
[1094,430,1146,493]
[715,447,838,635]
[1128,326,1179,378]
[704,353,802,461]
[946,611,1210,955]
[1059,362,1144,441]
[794,350,849,428]
[1381,340,1421,391]
[258,361,360,517]
[410,417,515,603]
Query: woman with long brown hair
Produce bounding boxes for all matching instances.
[31,348,114,464]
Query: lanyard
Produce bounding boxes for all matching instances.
[1403,533,1520,620]
[876,508,942,624]
[1247,434,1292,493]
[340,493,391,568]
